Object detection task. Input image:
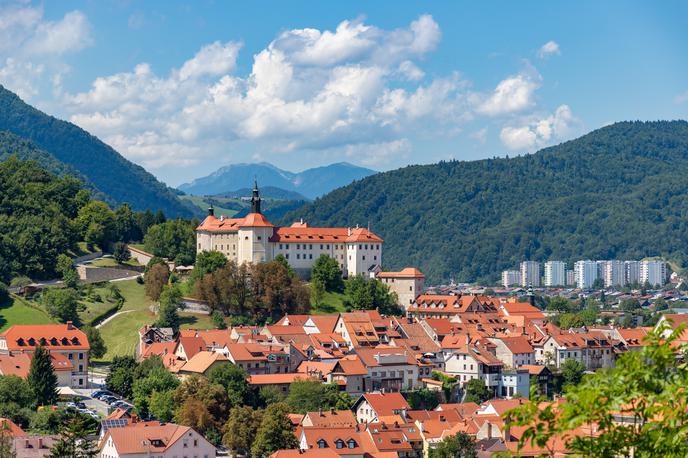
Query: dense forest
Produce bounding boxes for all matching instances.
[0,85,192,217]
[285,121,688,284]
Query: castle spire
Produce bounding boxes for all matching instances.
[251,179,262,214]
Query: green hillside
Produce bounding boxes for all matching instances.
[0,85,192,217]
[285,121,688,284]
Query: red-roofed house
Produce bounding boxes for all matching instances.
[196,184,382,278]
[353,392,411,424]
[376,268,425,310]
[489,336,535,367]
[0,323,89,388]
[99,422,216,457]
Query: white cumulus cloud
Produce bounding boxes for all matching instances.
[537,40,561,59]
[475,74,539,116]
[500,104,580,150]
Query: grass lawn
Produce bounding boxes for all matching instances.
[311,289,349,314]
[129,243,146,251]
[90,258,140,268]
[0,295,55,332]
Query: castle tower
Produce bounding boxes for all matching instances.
[251,179,261,214]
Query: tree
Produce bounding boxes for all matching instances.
[149,389,175,422]
[0,375,34,409]
[173,375,230,432]
[405,388,440,410]
[105,356,137,398]
[259,385,286,406]
[546,296,572,313]
[310,278,325,306]
[430,432,477,458]
[212,310,227,329]
[76,200,116,249]
[132,367,179,416]
[311,254,344,292]
[560,358,585,389]
[82,326,106,359]
[190,251,227,284]
[175,397,215,436]
[207,363,250,408]
[195,261,252,316]
[145,263,170,301]
[48,413,98,458]
[251,260,311,321]
[42,288,79,323]
[251,403,298,457]
[0,420,15,458]
[55,254,73,278]
[286,381,352,413]
[114,204,139,242]
[156,285,183,333]
[112,242,131,264]
[223,406,263,455]
[343,276,400,315]
[507,323,688,457]
[558,312,584,330]
[621,298,642,312]
[463,378,490,404]
[28,346,58,406]
[143,219,196,265]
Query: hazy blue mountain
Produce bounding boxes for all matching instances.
[0,85,193,217]
[284,121,688,284]
[179,161,376,199]
[214,186,309,201]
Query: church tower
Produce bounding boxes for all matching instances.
[251,179,261,214]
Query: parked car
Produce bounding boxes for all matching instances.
[76,401,87,409]
[92,390,113,399]
[102,396,117,404]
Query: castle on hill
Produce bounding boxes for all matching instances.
[196,182,383,277]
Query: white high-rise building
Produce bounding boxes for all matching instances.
[574,260,598,289]
[520,261,541,287]
[502,270,521,288]
[603,260,626,288]
[625,261,640,285]
[640,260,667,288]
[544,261,566,287]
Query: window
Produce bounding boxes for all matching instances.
[336,440,344,449]
[309,254,313,259]
[318,440,327,449]
[348,440,356,449]
[362,256,365,261]
[297,244,301,249]
[297,254,300,259]
[286,254,289,259]
[320,244,323,249]
[257,236,261,240]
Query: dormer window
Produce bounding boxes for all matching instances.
[71,338,80,345]
[61,338,69,345]
[348,439,357,449]
[335,439,344,449]
[317,439,327,449]
[28,338,36,346]
[50,338,58,346]
[39,338,47,346]
[16,338,24,346]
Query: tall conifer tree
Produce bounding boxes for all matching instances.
[28,345,58,406]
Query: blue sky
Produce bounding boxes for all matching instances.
[1,1,686,186]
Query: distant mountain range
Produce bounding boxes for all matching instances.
[215,186,308,201]
[285,121,688,284]
[0,85,193,217]
[178,162,376,199]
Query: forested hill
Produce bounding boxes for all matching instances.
[0,85,192,217]
[284,121,688,284]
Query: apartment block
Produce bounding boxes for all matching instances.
[574,260,598,289]
[501,270,521,288]
[544,261,566,287]
[640,260,667,287]
[520,261,541,287]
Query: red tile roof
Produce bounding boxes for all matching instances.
[248,373,314,385]
[0,418,26,437]
[0,324,89,351]
[332,355,368,376]
[497,336,535,354]
[177,336,207,359]
[101,422,207,454]
[377,268,425,279]
[303,410,357,428]
[270,449,340,458]
[271,227,382,244]
[362,392,411,417]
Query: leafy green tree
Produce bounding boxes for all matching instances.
[149,389,175,422]
[42,288,79,323]
[55,254,73,278]
[311,254,344,292]
[190,250,227,284]
[30,408,69,434]
[430,432,477,458]
[0,420,15,458]
[62,269,79,289]
[507,323,688,457]
[546,296,572,313]
[251,402,298,457]
[223,406,263,456]
[76,201,116,249]
[558,312,584,330]
[273,254,295,278]
[463,378,490,404]
[259,385,286,406]
[145,263,169,301]
[310,278,325,306]
[28,346,58,406]
[132,367,179,416]
[0,282,8,304]
[286,381,352,413]
[114,204,139,242]
[207,363,250,408]
[48,413,98,458]
[621,298,642,311]
[343,276,400,315]
[112,242,131,263]
[82,326,106,359]
[405,388,440,410]
[143,219,196,265]
[105,356,137,398]
[0,375,34,409]
[211,310,227,329]
[157,284,183,333]
[560,358,585,389]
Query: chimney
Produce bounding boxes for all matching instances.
[66,321,73,330]
[502,415,511,441]
[348,228,352,236]
[208,205,215,217]
[220,215,225,221]
[38,438,43,449]
[24,439,29,449]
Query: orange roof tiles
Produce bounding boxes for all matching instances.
[498,336,535,354]
[332,355,368,376]
[177,336,206,359]
[355,347,417,367]
[300,426,377,454]
[270,449,340,458]
[101,423,199,454]
[0,323,89,351]
[178,351,228,374]
[303,410,357,428]
[377,268,425,279]
[271,226,382,244]
[0,418,26,437]
[362,392,411,417]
